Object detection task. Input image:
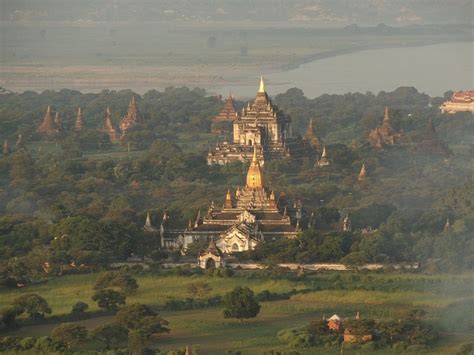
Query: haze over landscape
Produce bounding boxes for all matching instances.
[0,1,473,354]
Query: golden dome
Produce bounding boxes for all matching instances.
[246,146,264,189]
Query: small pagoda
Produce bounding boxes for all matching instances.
[317,146,330,167]
[74,107,85,131]
[36,106,60,137]
[101,107,118,142]
[211,94,239,134]
[119,96,141,133]
[416,118,451,156]
[368,106,402,148]
[304,119,322,149]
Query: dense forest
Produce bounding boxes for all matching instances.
[0,86,473,287]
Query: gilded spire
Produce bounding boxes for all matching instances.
[246,145,263,189]
[225,189,233,208]
[258,76,265,93]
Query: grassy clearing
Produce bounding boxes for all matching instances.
[1,271,473,354]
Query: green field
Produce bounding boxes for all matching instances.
[1,271,473,354]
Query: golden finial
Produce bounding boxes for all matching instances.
[246,145,263,189]
[258,76,265,93]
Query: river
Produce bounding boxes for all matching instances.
[217,41,473,99]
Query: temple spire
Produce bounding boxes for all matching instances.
[258,76,265,93]
[75,107,84,131]
[358,163,367,181]
[246,145,263,189]
[2,140,9,156]
[383,106,390,123]
[225,189,233,208]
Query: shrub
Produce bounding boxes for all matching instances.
[71,301,89,314]
[33,336,66,352]
[277,327,315,348]
[51,322,88,349]
[0,336,21,351]
[19,337,36,350]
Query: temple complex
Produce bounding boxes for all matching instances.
[101,107,118,142]
[119,96,141,133]
[36,106,60,137]
[367,106,402,148]
[416,118,451,155]
[74,107,84,131]
[440,91,474,114]
[211,94,238,134]
[180,146,298,253]
[208,77,308,165]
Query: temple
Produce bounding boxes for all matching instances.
[357,163,367,181]
[74,107,84,131]
[367,106,402,148]
[416,118,451,155]
[211,94,238,134]
[119,96,141,133]
[207,77,308,165]
[304,119,322,149]
[440,91,474,114]
[36,106,60,137]
[317,145,330,167]
[101,107,118,142]
[180,146,298,253]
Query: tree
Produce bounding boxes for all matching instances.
[116,303,169,351]
[1,307,20,328]
[91,323,128,350]
[51,323,88,349]
[223,287,261,323]
[12,294,51,320]
[92,289,126,311]
[187,282,212,299]
[94,270,139,294]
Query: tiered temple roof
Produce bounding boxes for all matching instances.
[119,96,141,133]
[367,106,402,148]
[208,77,309,165]
[211,94,238,134]
[183,146,298,253]
[440,91,474,113]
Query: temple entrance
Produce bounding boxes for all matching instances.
[232,243,239,252]
[205,258,216,269]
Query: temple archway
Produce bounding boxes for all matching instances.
[205,258,216,269]
[232,243,239,252]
